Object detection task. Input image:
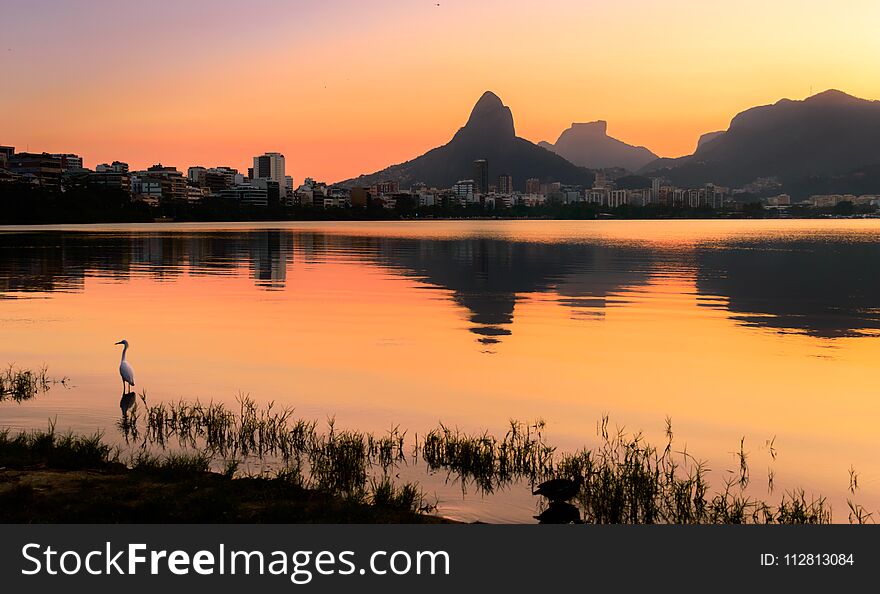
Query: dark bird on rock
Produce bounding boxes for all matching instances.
[532,476,583,502]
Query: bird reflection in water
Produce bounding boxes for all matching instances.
[120,391,137,417]
[118,392,139,440]
[535,501,582,524]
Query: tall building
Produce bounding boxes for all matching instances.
[651,177,662,203]
[497,174,514,194]
[472,159,489,194]
[253,152,286,191]
[525,178,541,195]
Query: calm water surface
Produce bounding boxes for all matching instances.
[2,220,879,522]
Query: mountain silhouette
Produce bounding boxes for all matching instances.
[641,89,880,187]
[695,130,725,151]
[341,91,594,190]
[538,121,658,171]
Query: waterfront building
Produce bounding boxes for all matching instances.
[142,164,187,202]
[370,180,399,196]
[627,188,652,206]
[525,178,541,195]
[350,187,369,208]
[218,185,268,207]
[87,169,131,194]
[0,146,14,169]
[497,174,514,194]
[186,184,209,203]
[7,152,62,191]
[608,189,628,208]
[96,161,129,174]
[50,153,84,172]
[586,188,606,204]
[452,179,476,202]
[766,194,791,207]
[131,175,162,201]
[187,166,207,185]
[651,177,662,203]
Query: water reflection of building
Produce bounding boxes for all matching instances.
[249,230,291,289]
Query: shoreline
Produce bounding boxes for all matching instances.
[2,213,879,231]
[0,465,452,524]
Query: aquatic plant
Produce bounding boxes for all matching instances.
[0,420,113,469]
[418,420,555,494]
[0,365,65,403]
[116,394,850,523]
[120,395,413,504]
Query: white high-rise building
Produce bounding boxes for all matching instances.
[651,177,662,204]
[253,152,286,192]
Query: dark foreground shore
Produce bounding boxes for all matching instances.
[0,467,447,523]
[0,428,447,524]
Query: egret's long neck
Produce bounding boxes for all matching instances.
[120,344,128,363]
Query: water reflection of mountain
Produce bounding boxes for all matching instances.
[696,240,880,338]
[364,237,654,342]
[4,229,880,342]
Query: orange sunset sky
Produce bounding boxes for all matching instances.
[2,0,879,183]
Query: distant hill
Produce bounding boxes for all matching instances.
[538,121,658,171]
[640,89,880,187]
[613,174,652,189]
[340,92,593,191]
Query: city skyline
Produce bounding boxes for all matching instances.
[2,1,880,182]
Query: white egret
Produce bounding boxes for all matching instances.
[115,339,136,393]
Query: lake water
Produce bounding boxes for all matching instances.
[2,220,880,523]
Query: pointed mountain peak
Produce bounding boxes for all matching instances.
[461,91,515,139]
[474,90,503,109]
